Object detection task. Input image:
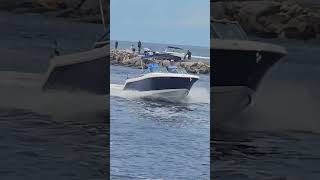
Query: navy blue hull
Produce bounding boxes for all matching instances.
[152,54,182,62]
[43,58,108,94]
[123,76,198,91]
[211,49,285,90]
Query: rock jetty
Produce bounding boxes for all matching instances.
[0,0,108,23]
[110,50,210,74]
[212,0,320,39]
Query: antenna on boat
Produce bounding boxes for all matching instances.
[93,0,109,48]
[99,0,107,32]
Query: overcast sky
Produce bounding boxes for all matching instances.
[110,0,210,47]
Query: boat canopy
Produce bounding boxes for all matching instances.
[212,19,248,40]
[165,46,186,54]
[167,46,183,50]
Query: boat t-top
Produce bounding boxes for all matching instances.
[164,46,188,58]
[149,46,189,62]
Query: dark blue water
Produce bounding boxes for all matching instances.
[110,65,210,179]
[213,38,320,179]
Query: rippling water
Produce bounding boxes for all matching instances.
[110,65,210,179]
[213,38,320,179]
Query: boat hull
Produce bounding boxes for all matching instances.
[123,73,198,91]
[42,46,109,94]
[211,40,287,122]
[138,89,190,102]
[123,73,199,101]
[152,53,182,62]
[212,48,285,91]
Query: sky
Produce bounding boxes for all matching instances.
[110,0,210,47]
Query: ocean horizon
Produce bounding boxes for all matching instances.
[110,40,210,58]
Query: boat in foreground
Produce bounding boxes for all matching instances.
[123,63,199,102]
[42,45,108,94]
[212,19,287,122]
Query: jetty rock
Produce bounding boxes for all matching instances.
[0,0,108,23]
[110,50,210,74]
[212,0,320,40]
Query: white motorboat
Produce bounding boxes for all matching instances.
[123,63,199,102]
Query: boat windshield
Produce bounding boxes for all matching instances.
[143,64,188,74]
[143,66,168,74]
[175,68,188,74]
[212,21,247,40]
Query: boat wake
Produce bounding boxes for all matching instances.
[110,83,209,104]
[0,71,107,122]
[234,79,320,133]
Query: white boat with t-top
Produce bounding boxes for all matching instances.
[123,63,199,102]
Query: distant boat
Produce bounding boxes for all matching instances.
[164,46,187,59]
[212,19,287,122]
[148,46,187,62]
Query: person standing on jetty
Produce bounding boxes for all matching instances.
[187,50,192,60]
[115,41,118,50]
[138,40,142,54]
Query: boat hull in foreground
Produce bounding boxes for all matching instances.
[211,39,287,123]
[136,89,190,102]
[123,73,199,102]
[42,45,109,94]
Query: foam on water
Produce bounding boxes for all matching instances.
[110,83,209,104]
[184,86,210,104]
[236,79,320,133]
[0,71,107,122]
